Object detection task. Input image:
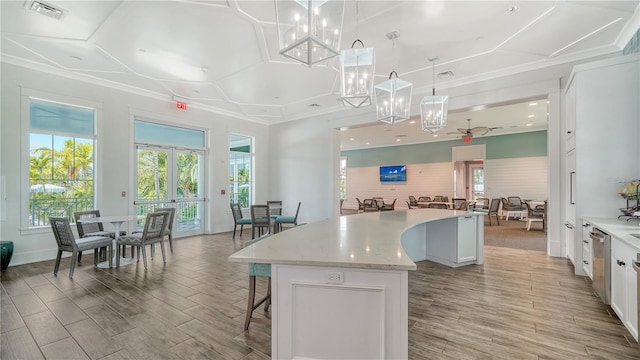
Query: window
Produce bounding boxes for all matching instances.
[229,134,253,208]
[28,98,96,226]
[339,157,347,200]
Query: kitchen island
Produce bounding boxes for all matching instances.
[229,209,484,359]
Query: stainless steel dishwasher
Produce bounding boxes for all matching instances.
[590,228,611,305]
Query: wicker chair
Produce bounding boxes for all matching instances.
[231,203,252,239]
[116,212,169,269]
[250,205,273,239]
[50,217,113,278]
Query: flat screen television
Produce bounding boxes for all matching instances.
[379,165,406,182]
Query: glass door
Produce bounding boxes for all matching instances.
[135,146,204,237]
[468,163,485,201]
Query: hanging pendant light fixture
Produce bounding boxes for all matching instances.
[374,31,413,125]
[275,0,345,67]
[339,1,374,108]
[420,57,448,133]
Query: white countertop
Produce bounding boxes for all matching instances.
[228,209,483,271]
[584,217,640,252]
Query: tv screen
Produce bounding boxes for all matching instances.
[380,165,406,182]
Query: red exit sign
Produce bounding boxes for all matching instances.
[176,101,187,110]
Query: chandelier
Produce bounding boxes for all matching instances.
[374,32,412,124]
[275,0,345,66]
[420,57,448,133]
[339,1,374,108]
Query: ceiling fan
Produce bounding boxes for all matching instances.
[448,119,501,142]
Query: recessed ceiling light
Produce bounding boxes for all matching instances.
[409,120,415,124]
[526,123,533,127]
[365,142,370,145]
[529,102,537,106]
[528,114,535,118]
[433,134,438,137]
[349,137,355,141]
[506,5,519,13]
[396,138,401,142]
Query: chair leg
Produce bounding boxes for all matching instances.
[77,251,83,264]
[265,277,271,312]
[116,243,120,267]
[108,244,113,268]
[168,234,173,253]
[150,244,155,259]
[251,226,256,240]
[141,245,148,269]
[233,224,237,239]
[244,275,256,331]
[69,250,78,279]
[94,249,99,266]
[137,246,141,261]
[53,250,63,276]
[160,240,166,263]
[240,224,244,237]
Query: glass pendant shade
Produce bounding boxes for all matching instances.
[275,0,345,66]
[374,72,413,124]
[420,94,449,133]
[340,45,374,108]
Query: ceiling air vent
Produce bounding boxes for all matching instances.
[437,71,454,79]
[28,1,64,20]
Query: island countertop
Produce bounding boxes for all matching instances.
[228,209,483,271]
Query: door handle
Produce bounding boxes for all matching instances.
[569,171,575,205]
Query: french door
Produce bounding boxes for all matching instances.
[134,145,205,237]
[468,163,485,201]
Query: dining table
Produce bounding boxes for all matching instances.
[78,215,139,268]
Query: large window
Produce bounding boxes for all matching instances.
[28,98,96,226]
[339,157,347,200]
[229,134,253,208]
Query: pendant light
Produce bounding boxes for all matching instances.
[339,1,374,108]
[275,0,345,67]
[420,57,448,133]
[374,31,413,125]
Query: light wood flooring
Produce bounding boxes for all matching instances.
[1,231,639,359]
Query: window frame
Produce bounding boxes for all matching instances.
[229,133,254,210]
[20,89,102,233]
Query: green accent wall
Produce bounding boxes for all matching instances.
[341,130,547,168]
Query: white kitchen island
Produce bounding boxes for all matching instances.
[229,209,484,359]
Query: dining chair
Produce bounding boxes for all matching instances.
[380,199,396,211]
[418,196,431,202]
[476,198,501,226]
[267,201,282,220]
[250,205,272,239]
[74,210,128,261]
[116,211,169,269]
[408,196,419,208]
[156,207,176,252]
[501,197,526,220]
[452,198,466,209]
[275,202,301,232]
[428,203,448,209]
[244,233,272,330]
[454,201,470,211]
[231,203,252,239]
[50,217,113,279]
[356,198,365,213]
[362,199,378,212]
[525,201,546,231]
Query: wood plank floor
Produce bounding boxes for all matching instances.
[1,232,639,359]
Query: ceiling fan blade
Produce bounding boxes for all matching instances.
[469,126,489,133]
[456,128,467,133]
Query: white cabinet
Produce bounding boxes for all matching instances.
[457,216,477,263]
[610,237,638,342]
[581,220,592,279]
[562,54,640,276]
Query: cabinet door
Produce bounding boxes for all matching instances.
[565,224,575,265]
[457,216,476,263]
[611,251,627,321]
[625,263,638,341]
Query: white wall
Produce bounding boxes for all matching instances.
[0,63,269,265]
[342,157,549,211]
[484,157,548,201]
[343,163,453,210]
